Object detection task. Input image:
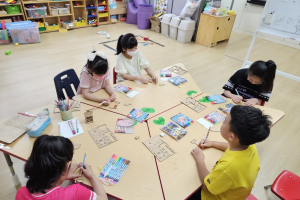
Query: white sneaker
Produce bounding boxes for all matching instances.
[106,33,110,39]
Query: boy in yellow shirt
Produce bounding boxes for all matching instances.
[190,105,272,200]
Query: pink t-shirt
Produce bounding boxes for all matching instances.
[15,184,97,200]
[77,65,111,95]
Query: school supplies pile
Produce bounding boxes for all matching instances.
[205,95,227,104]
[161,122,188,141]
[0,113,35,143]
[54,100,81,113]
[127,109,149,123]
[205,111,226,124]
[143,136,176,162]
[113,84,132,94]
[171,113,194,128]
[99,154,130,186]
[115,119,134,134]
[168,76,188,86]
[218,103,234,115]
[58,118,84,138]
[181,97,207,113]
[160,69,172,77]
[88,124,118,149]
[168,65,187,76]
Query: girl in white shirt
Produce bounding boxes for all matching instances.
[115,33,158,84]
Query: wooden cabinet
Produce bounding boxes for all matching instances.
[195,13,236,47]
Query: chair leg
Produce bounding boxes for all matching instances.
[264,185,272,190]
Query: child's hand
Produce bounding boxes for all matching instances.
[138,76,149,84]
[152,76,158,84]
[244,98,258,107]
[66,162,82,180]
[199,139,213,149]
[110,93,116,102]
[80,162,96,180]
[232,95,243,104]
[103,99,111,106]
[191,146,205,162]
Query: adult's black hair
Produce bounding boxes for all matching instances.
[87,51,108,75]
[248,60,276,93]
[229,105,272,146]
[24,135,74,194]
[116,33,138,55]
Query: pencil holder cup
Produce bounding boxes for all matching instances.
[60,110,73,121]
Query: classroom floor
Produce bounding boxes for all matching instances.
[1,22,300,200]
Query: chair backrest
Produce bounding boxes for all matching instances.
[113,67,117,84]
[261,101,265,106]
[271,170,300,200]
[54,69,80,100]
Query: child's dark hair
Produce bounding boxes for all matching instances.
[116,33,138,55]
[229,105,272,146]
[248,60,276,92]
[87,51,108,75]
[24,135,73,194]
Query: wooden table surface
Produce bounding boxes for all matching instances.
[73,63,202,117]
[0,103,164,200]
[147,93,285,200]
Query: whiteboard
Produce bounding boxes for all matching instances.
[262,0,300,36]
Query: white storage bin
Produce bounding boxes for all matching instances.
[161,13,176,36]
[25,6,47,18]
[58,8,70,15]
[169,16,181,40]
[177,20,196,43]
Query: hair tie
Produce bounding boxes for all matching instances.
[86,51,107,61]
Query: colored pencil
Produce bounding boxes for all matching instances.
[81,152,87,168]
[204,127,211,143]
[235,88,240,96]
[76,119,79,133]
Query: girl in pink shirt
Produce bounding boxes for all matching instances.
[16,135,108,200]
[77,51,116,106]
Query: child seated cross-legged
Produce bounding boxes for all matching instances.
[16,135,108,200]
[77,51,116,106]
[190,105,272,200]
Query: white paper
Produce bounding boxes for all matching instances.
[134,80,143,84]
[160,77,170,81]
[59,118,84,138]
[197,118,214,130]
[126,90,139,98]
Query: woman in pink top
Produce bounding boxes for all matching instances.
[15,135,108,200]
[77,51,116,106]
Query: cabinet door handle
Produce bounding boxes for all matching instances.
[217,27,219,30]
[228,18,230,21]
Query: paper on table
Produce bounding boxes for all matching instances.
[134,80,143,84]
[59,118,84,138]
[197,118,214,130]
[160,77,170,81]
[126,90,139,98]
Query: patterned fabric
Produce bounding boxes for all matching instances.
[154,0,168,15]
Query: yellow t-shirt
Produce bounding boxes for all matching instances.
[201,145,260,200]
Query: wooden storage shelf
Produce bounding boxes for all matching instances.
[195,13,236,48]
[0,3,26,22]
[74,5,85,7]
[98,10,108,12]
[0,3,21,6]
[0,13,23,17]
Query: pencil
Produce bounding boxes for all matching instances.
[235,88,240,96]
[204,127,211,143]
[81,152,87,169]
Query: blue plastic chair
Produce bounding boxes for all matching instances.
[54,69,79,100]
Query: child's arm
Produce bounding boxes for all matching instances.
[104,80,116,101]
[244,98,262,106]
[191,147,209,186]
[144,67,158,84]
[81,163,108,200]
[224,90,243,104]
[121,74,149,84]
[82,88,111,106]
[200,139,229,152]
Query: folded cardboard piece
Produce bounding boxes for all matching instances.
[149,16,162,33]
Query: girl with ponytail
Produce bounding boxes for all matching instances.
[77,51,116,105]
[115,33,158,84]
[223,60,277,106]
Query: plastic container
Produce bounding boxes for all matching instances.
[5,5,20,14]
[6,21,41,44]
[26,7,47,18]
[0,30,10,44]
[50,6,59,15]
[177,20,196,43]
[60,110,73,121]
[46,24,59,31]
[68,22,74,28]
[169,16,181,40]
[75,20,86,27]
[39,27,46,31]
[58,8,70,15]
[99,12,108,17]
[161,13,176,36]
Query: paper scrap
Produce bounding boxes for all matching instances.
[134,80,143,84]
[197,118,214,130]
[59,118,84,138]
[126,90,139,98]
[153,117,165,125]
